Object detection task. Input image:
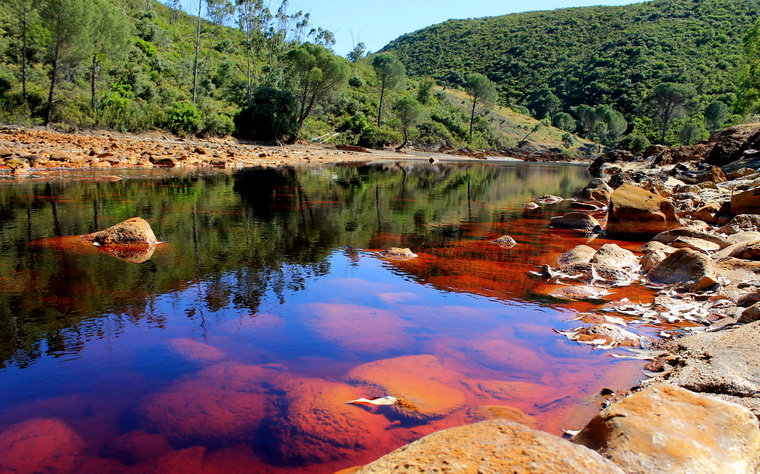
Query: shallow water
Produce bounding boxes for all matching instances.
[0,162,655,472]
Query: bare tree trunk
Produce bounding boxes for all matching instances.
[192,0,202,103]
[377,79,386,127]
[45,43,60,126]
[21,12,28,104]
[91,56,98,113]
[469,97,478,141]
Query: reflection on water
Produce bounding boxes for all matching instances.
[0,162,650,472]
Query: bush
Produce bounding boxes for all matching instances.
[200,112,235,137]
[167,101,201,136]
[620,133,650,152]
[233,87,298,141]
[358,124,402,148]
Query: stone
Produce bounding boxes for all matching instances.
[348,355,465,422]
[721,242,760,260]
[378,247,417,259]
[548,285,609,301]
[573,178,613,203]
[536,195,564,205]
[739,302,760,323]
[670,236,721,254]
[549,212,602,233]
[606,183,680,237]
[357,420,622,473]
[557,245,596,266]
[702,166,727,183]
[653,322,760,416]
[150,156,179,167]
[572,323,646,347]
[718,214,760,235]
[0,418,85,474]
[647,248,718,291]
[82,217,158,246]
[48,151,70,161]
[265,378,388,463]
[692,202,722,223]
[737,290,760,307]
[572,384,760,473]
[651,227,732,249]
[100,430,173,465]
[590,244,638,269]
[727,167,757,180]
[523,202,540,210]
[491,235,516,248]
[715,258,760,286]
[731,187,760,215]
[559,262,635,285]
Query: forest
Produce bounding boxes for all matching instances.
[0,0,759,151]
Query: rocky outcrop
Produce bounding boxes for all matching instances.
[82,217,158,246]
[705,124,760,170]
[606,183,680,237]
[549,212,602,233]
[357,420,623,473]
[647,248,718,291]
[739,303,760,323]
[572,384,760,473]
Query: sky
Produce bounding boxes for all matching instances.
[182,0,649,56]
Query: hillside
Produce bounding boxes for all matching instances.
[383,0,759,116]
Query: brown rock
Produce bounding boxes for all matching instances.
[693,202,722,223]
[651,227,732,249]
[557,245,596,266]
[731,187,760,215]
[0,418,85,474]
[548,285,610,301]
[48,151,70,161]
[591,244,638,269]
[150,156,179,167]
[82,217,158,246]
[573,384,760,473]
[606,183,680,237]
[491,235,517,248]
[739,302,760,323]
[715,258,760,286]
[466,405,536,427]
[549,212,602,232]
[718,214,760,235]
[336,144,371,153]
[670,236,721,254]
[727,167,757,180]
[536,194,564,205]
[559,262,635,285]
[348,355,465,421]
[702,166,727,183]
[573,178,613,203]
[647,248,718,291]
[358,420,622,473]
[378,247,417,259]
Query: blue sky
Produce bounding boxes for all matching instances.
[182,0,648,56]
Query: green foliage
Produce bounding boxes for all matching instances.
[574,103,627,146]
[464,72,497,140]
[233,86,298,141]
[647,82,697,143]
[620,132,650,152]
[739,18,760,114]
[371,52,406,126]
[167,101,201,136]
[393,96,425,148]
[678,121,708,145]
[528,87,560,119]
[704,100,729,133]
[552,112,576,132]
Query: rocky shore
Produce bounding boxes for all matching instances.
[347,124,760,472]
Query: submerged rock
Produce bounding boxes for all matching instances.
[573,384,760,473]
[491,235,517,248]
[357,420,622,473]
[100,430,173,465]
[536,195,564,205]
[82,217,158,246]
[0,418,85,474]
[549,212,602,233]
[647,248,718,291]
[606,183,680,237]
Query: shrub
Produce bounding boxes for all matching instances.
[233,87,298,141]
[167,101,201,136]
[358,124,402,148]
[200,112,235,137]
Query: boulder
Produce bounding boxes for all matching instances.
[0,418,85,474]
[651,227,731,249]
[549,212,602,233]
[727,167,757,180]
[647,248,718,291]
[692,202,722,224]
[715,258,760,286]
[654,322,760,416]
[82,217,158,246]
[669,236,721,254]
[572,384,760,473]
[739,302,760,323]
[590,244,638,269]
[731,187,760,215]
[347,355,465,422]
[548,285,610,301]
[559,263,635,285]
[557,245,596,266]
[573,178,613,203]
[719,214,760,235]
[491,235,517,248]
[357,420,622,473]
[701,166,727,183]
[149,156,179,167]
[606,183,680,237]
[378,247,417,259]
[536,195,564,205]
[705,124,760,167]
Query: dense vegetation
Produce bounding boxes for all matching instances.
[384,0,760,145]
[0,0,582,152]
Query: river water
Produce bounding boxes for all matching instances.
[0,162,654,472]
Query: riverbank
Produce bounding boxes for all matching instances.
[346,124,760,472]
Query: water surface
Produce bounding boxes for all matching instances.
[0,162,651,472]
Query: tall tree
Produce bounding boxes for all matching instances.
[371,53,405,127]
[464,73,497,140]
[704,101,729,133]
[237,0,266,106]
[7,0,40,105]
[40,0,94,124]
[393,97,424,150]
[206,0,234,26]
[89,0,130,113]
[347,42,366,63]
[528,87,560,119]
[284,42,349,128]
[192,0,203,102]
[647,82,696,143]
[739,18,760,113]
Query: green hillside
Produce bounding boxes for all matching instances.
[383,0,759,117]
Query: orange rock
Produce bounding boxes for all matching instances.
[606,183,680,237]
[470,338,549,374]
[82,217,158,246]
[466,405,537,427]
[0,418,85,474]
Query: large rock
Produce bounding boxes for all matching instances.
[347,355,465,422]
[557,245,596,266]
[83,217,158,246]
[573,384,760,473]
[654,321,760,416]
[652,227,732,249]
[591,244,638,269]
[357,420,622,473]
[731,187,760,215]
[574,178,613,203]
[739,302,760,323]
[549,212,602,233]
[606,183,680,237]
[719,214,760,235]
[0,418,85,474]
[647,248,718,291]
